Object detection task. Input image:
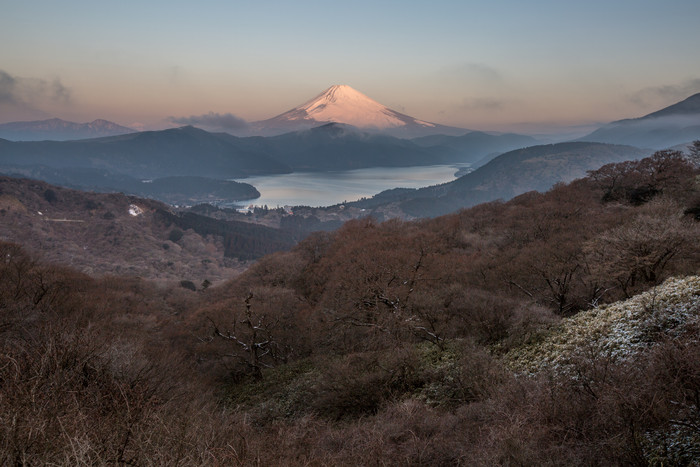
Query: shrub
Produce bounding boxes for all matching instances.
[179,280,196,291]
[43,188,57,203]
[168,228,184,243]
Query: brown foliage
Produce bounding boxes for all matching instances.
[3,147,700,464]
[588,149,694,205]
[585,198,698,297]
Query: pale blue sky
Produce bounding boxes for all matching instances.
[2,0,699,134]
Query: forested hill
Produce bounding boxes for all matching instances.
[0,176,296,281]
[0,126,291,179]
[350,141,649,217]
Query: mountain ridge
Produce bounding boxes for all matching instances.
[0,125,291,179]
[411,131,540,166]
[641,92,700,119]
[579,93,700,149]
[0,118,136,141]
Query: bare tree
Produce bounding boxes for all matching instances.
[588,150,692,204]
[210,292,288,380]
[585,200,694,298]
[687,140,700,167]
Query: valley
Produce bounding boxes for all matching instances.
[3,87,699,223]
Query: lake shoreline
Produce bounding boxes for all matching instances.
[229,164,470,209]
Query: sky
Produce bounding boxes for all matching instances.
[2,0,700,135]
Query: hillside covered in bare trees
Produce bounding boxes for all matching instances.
[2,145,700,465]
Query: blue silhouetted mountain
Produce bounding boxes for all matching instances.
[411,131,539,166]
[242,123,453,171]
[0,126,291,179]
[0,118,136,141]
[350,142,649,217]
[579,93,700,149]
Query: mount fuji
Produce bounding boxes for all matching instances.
[252,85,467,137]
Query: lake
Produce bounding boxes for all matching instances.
[232,164,468,208]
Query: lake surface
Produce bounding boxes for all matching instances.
[232,164,468,208]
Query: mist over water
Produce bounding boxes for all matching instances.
[233,164,468,208]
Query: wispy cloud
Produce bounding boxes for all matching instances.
[0,70,18,104]
[0,69,72,121]
[629,78,700,108]
[459,97,505,111]
[166,65,183,85]
[168,112,249,131]
[0,70,72,104]
[50,78,71,103]
[439,62,503,84]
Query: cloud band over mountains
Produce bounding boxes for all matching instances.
[0,70,72,121]
[629,78,700,108]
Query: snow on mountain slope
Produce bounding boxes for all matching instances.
[253,85,466,137]
[288,85,416,129]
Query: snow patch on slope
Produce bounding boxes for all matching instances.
[506,276,700,375]
[128,204,143,217]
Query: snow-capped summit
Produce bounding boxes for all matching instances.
[289,84,417,129]
[252,85,466,137]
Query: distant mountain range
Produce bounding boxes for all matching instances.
[579,93,700,149]
[2,88,698,215]
[0,126,290,180]
[3,87,699,150]
[244,123,450,171]
[411,131,539,166]
[0,118,135,141]
[251,85,467,137]
[0,122,534,185]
